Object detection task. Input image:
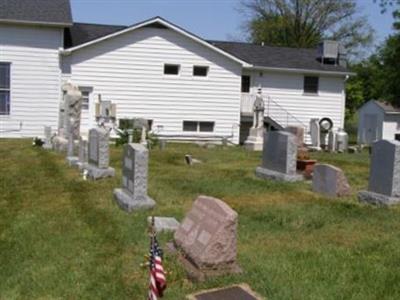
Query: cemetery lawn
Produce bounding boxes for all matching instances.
[2,139,400,300]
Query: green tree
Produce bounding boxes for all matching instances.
[240,0,373,56]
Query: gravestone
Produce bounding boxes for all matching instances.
[77,136,88,170]
[186,284,264,300]
[358,140,400,205]
[83,128,115,179]
[172,195,241,281]
[147,216,180,233]
[309,118,321,150]
[312,164,351,197]
[284,126,304,147]
[66,134,79,166]
[43,126,52,149]
[113,143,155,211]
[255,131,303,182]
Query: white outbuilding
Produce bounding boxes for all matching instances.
[357,100,400,145]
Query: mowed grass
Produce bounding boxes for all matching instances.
[1,139,400,299]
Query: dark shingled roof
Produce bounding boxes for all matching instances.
[64,22,127,49]
[374,100,400,114]
[208,41,349,73]
[0,0,72,26]
[64,21,350,74]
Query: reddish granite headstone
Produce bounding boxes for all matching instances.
[173,195,241,281]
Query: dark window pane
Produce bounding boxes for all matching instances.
[183,121,197,132]
[199,122,214,132]
[164,64,180,75]
[193,66,208,76]
[0,63,10,89]
[304,76,319,94]
[0,91,10,115]
[241,75,250,93]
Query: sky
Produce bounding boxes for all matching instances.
[70,0,396,46]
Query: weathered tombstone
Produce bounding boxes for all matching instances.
[134,118,149,146]
[62,83,82,141]
[312,164,351,197]
[309,118,321,150]
[52,135,68,152]
[66,134,79,166]
[284,125,304,147]
[255,131,303,182]
[147,216,180,233]
[43,126,52,150]
[186,284,264,300]
[244,88,265,151]
[113,143,155,211]
[77,136,88,170]
[358,140,400,205]
[171,195,241,281]
[83,127,115,179]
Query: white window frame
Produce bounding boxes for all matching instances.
[183,120,215,133]
[0,62,11,115]
[79,86,93,110]
[303,75,319,95]
[193,65,209,77]
[163,64,180,76]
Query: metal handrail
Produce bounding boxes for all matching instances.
[263,95,308,128]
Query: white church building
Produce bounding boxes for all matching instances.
[0,0,351,144]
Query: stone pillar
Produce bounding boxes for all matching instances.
[113,143,155,211]
[43,126,52,150]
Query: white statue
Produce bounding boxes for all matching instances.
[244,87,265,151]
[252,87,265,129]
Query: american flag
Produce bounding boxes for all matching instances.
[148,232,166,300]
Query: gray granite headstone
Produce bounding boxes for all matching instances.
[43,126,52,149]
[358,140,400,205]
[113,143,155,211]
[255,131,303,182]
[77,136,88,169]
[312,164,351,197]
[83,128,115,179]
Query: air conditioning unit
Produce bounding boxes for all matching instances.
[318,40,339,60]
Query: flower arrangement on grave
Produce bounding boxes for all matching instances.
[32,137,44,147]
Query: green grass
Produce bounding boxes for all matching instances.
[1,139,400,299]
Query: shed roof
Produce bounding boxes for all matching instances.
[374,100,400,114]
[0,0,72,26]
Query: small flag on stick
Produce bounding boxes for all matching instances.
[148,217,167,300]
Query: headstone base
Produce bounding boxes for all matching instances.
[53,136,68,152]
[186,284,264,300]
[166,242,242,282]
[256,166,303,182]
[358,190,400,206]
[84,163,115,180]
[113,188,155,212]
[147,216,180,233]
[244,128,264,151]
[244,139,263,151]
[66,156,79,167]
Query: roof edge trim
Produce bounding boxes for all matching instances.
[246,65,355,76]
[0,19,72,27]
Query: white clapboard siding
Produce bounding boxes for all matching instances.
[0,24,62,138]
[245,70,346,143]
[65,27,242,144]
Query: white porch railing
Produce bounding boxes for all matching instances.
[240,93,307,129]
